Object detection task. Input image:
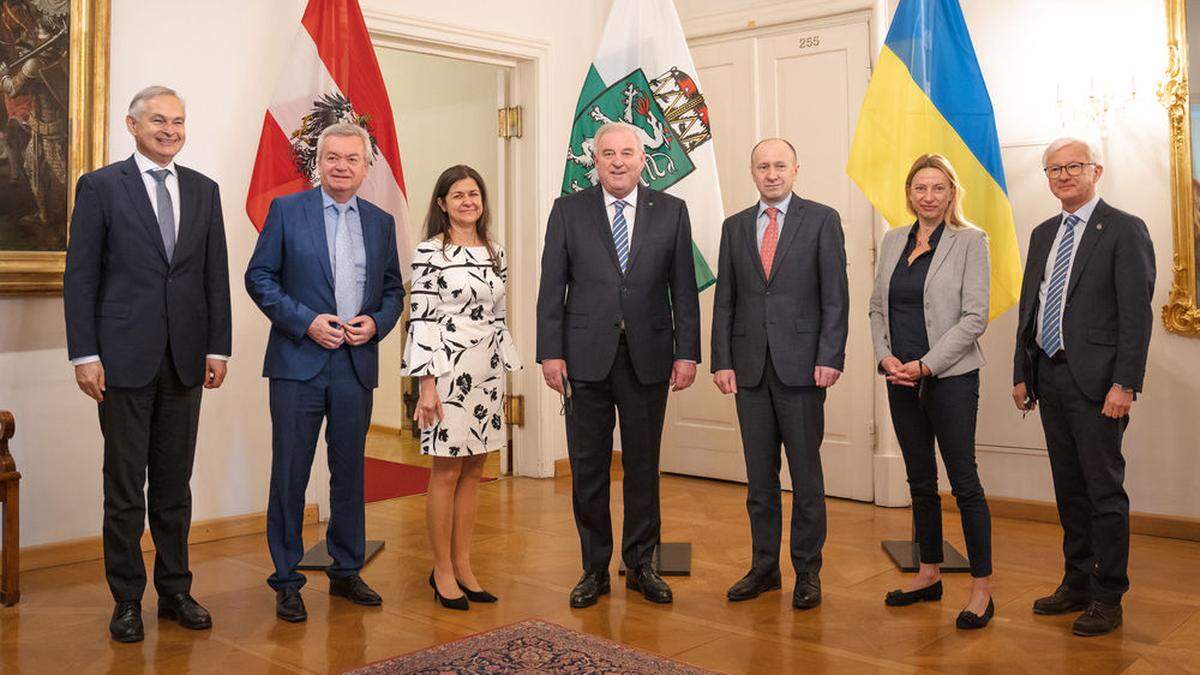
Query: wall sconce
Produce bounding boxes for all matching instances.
[1056,73,1140,135]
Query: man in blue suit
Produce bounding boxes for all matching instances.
[246,122,404,622]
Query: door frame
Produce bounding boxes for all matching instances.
[364,11,558,478]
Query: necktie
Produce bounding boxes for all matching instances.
[148,169,175,261]
[1041,214,1080,357]
[760,206,780,277]
[611,199,630,272]
[333,204,360,322]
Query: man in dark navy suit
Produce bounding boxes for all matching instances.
[64,85,231,643]
[536,122,701,609]
[246,123,403,623]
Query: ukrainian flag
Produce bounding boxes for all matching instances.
[848,0,1020,319]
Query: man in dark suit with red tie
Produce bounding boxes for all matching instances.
[710,138,849,610]
[64,86,231,643]
[1012,137,1155,637]
[536,122,701,609]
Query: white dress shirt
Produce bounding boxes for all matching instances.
[71,152,228,366]
[602,185,638,251]
[1035,193,1100,350]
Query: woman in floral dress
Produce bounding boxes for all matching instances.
[402,165,521,609]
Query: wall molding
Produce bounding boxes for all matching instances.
[941,493,1200,543]
[20,504,319,572]
[681,0,876,40]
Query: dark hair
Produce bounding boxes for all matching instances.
[423,164,497,269]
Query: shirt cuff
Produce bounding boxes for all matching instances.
[206,354,230,361]
[676,359,697,364]
[70,355,100,366]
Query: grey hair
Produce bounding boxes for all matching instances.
[1042,137,1103,167]
[593,122,644,152]
[317,122,373,165]
[128,85,183,117]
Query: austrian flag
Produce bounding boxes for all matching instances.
[245,0,412,277]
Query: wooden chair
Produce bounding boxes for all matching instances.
[0,410,19,605]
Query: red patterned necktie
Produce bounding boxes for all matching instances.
[760,206,780,277]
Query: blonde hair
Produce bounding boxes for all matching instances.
[904,154,976,231]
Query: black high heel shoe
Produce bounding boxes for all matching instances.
[956,597,995,630]
[429,571,468,610]
[884,580,943,606]
[457,580,498,603]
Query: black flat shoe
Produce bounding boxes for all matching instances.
[457,580,498,603]
[885,580,944,606]
[956,598,995,630]
[429,571,468,610]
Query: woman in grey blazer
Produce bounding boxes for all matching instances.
[868,154,994,629]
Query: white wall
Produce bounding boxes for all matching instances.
[372,49,500,431]
[0,0,608,547]
[677,0,1200,520]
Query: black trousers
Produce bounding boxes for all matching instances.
[734,354,827,575]
[98,348,202,602]
[267,348,371,591]
[887,371,992,578]
[566,337,669,573]
[1037,353,1130,604]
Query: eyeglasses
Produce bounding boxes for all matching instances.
[1043,162,1095,179]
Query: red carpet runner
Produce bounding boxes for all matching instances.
[363,457,496,503]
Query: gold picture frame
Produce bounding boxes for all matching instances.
[1162,0,1200,335]
[0,0,109,295]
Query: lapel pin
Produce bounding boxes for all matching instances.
[1096,223,1103,230]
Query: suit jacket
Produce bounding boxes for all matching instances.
[63,155,231,389]
[245,188,404,389]
[710,194,849,388]
[536,184,701,384]
[1012,199,1155,402]
[869,224,990,378]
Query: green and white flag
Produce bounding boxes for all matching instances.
[562,0,722,291]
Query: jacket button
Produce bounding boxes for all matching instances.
[765,290,772,297]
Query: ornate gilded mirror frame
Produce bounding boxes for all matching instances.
[0,0,109,294]
[1162,0,1200,335]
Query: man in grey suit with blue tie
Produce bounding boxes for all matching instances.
[246,123,404,623]
[711,138,849,610]
[1013,137,1154,637]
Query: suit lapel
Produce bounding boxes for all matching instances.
[592,187,623,274]
[120,157,169,265]
[361,203,381,304]
[1065,200,1108,301]
[741,206,767,285]
[305,188,335,289]
[766,194,804,285]
[172,167,202,268]
[624,188,653,275]
[924,226,959,292]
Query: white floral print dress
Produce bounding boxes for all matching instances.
[401,239,522,457]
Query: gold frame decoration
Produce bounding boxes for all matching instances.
[0,0,109,295]
[1162,0,1200,335]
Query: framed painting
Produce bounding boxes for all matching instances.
[1162,0,1200,335]
[0,0,107,294]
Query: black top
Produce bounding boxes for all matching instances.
[888,222,944,363]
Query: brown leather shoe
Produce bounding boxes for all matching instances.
[1033,585,1090,615]
[1073,601,1122,637]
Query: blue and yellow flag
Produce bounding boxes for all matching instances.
[848,0,1020,319]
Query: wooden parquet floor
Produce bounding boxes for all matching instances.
[3,433,1199,673]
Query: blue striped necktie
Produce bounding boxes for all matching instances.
[611,199,629,272]
[1041,214,1080,357]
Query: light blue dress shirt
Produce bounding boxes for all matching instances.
[321,190,367,315]
[755,193,793,247]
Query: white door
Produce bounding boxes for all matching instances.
[660,17,875,501]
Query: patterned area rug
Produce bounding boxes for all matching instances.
[363,457,496,503]
[344,618,718,674]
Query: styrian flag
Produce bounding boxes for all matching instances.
[246,0,412,278]
[563,0,722,291]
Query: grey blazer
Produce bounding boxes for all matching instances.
[868,224,990,377]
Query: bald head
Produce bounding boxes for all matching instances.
[751,138,798,202]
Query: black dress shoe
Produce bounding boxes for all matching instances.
[569,571,611,608]
[727,569,782,601]
[329,575,382,606]
[627,564,673,604]
[793,572,822,610]
[457,580,498,603]
[157,593,212,630]
[275,588,307,623]
[109,601,144,643]
[430,571,469,610]
[956,598,995,630]
[1033,584,1091,615]
[1073,601,1122,636]
[885,580,944,607]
